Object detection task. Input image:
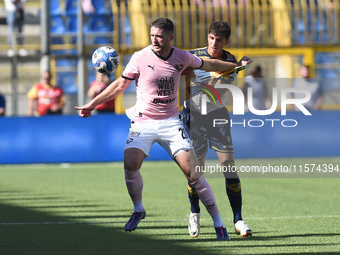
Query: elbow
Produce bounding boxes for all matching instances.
[116,81,126,92]
[202,66,212,72]
[205,63,214,72]
[117,78,130,92]
[109,78,129,97]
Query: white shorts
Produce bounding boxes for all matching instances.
[124,116,191,159]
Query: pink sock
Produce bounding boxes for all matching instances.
[191,175,220,216]
[125,169,143,203]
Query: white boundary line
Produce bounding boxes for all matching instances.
[1,215,340,226]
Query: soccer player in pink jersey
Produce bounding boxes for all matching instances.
[76,18,241,240]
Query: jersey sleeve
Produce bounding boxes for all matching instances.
[122,53,139,80]
[0,95,5,108]
[186,52,204,69]
[27,84,38,99]
[60,95,66,104]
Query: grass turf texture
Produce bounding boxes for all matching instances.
[0,158,339,255]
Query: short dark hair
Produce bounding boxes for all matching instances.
[250,65,262,77]
[208,21,231,40]
[151,18,174,34]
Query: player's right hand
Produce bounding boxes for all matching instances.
[75,104,95,118]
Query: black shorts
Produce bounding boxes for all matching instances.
[181,107,233,159]
[46,109,63,115]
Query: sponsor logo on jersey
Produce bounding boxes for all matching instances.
[148,64,155,70]
[195,50,206,56]
[130,131,141,137]
[152,97,176,104]
[175,64,183,72]
[222,145,233,149]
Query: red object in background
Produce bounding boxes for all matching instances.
[89,81,115,112]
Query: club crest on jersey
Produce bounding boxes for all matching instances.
[196,50,206,55]
[175,64,183,72]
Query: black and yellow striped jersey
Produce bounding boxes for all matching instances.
[186,47,238,100]
[184,47,243,114]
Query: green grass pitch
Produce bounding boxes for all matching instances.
[1,158,340,255]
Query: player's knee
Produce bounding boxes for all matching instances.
[124,156,143,171]
[221,160,235,168]
[219,152,234,162]
[124,160,141,171]
[124,148,145,170]
[187,182,197,195]
[190,175,206,189]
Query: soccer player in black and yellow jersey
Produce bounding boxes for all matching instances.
[182,21,253,238]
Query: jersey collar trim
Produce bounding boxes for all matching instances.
[151,47,174,61]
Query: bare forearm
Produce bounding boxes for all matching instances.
[57,101,65,110]
[87,85,97,97]
[202,59,238,72]
[76,77,131,117]
[313,96,324,110]
[28,98,34,116]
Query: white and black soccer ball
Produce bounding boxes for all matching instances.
[92,46,120,74]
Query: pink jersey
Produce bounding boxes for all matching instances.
[122,45,203,121]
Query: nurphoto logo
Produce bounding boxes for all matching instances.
[199,84,312,128]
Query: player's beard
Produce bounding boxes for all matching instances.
[153,41,171,58]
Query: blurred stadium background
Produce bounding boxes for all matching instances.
[1,3,339,254]
[0,0,340,164]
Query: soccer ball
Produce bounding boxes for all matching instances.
[92,46,120,74]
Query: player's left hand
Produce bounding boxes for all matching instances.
[181,67,196,79]
[238,56,253,66]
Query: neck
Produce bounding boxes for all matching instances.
[156,47,171,59]
[208,49,222,59]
